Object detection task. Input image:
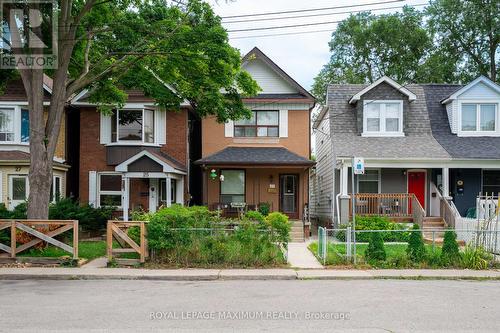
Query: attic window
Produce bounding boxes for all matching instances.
[362,100,403,137]
[461,103,497,133]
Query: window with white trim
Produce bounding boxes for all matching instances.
[363,101,403,136]
[111,109,155,143]
[461,103,497,132]
[357,169,380,193]
[234,110,279,137]
[50,175,62,202]
[0,106,29,143]
[98,174,122,207]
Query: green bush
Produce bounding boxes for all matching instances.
[461,246,491,270]
[146,205,286,267]
[265,212,290,246]
[337,216,412,242]
[441,230,460,265]
[365,232,386,261]
[258,202,271,216]
[48,198,114,231]
[406,224,426,262]
[245,210,266,226]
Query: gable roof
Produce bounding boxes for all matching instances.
[115,150,186,174]
[348,76,417,104]
[242,47,315,101]
[195,146,314,166]
[441,75,500,104]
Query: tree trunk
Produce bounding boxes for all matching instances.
[26,70,52,219]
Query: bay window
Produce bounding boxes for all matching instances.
[461,103,497,132]
[98,174,122,207]
[0,108,15,142]
[111,109,155,143]
[234,111,279,137]
[220,170,245,204]
[363,101,403,136]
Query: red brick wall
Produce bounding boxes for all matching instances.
[78,107,189,204]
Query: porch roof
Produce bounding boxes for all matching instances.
[115,150,186,174]
[195,147,315,167]
[0,151,69,169]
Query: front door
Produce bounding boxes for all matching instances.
[8,175,29,209]
[408,171,426,210]
[280,174,298,219]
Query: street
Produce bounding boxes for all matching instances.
[1,280,500,332]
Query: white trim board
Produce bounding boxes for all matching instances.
[349,76,417,104]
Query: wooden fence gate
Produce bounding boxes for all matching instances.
[0,220,78,261]
[107,221,148,264]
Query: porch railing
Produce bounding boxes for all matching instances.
[440,196,459,229]
[348,193,424,227]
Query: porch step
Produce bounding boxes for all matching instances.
[289,220,304,242]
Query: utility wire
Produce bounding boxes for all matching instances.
[230,28,337,40]
[221,0,406,19]
[224,2,427,24]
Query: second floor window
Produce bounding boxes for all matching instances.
[234,111,279,137]
[0,107,30,143]
[363,101,403,136]
[111,109,155,143]
[461,103,497,132]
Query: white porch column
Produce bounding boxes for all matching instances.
[122,177,130,221]
[442,167,450,198]
[340,164,349,196]
[166,175,172,207]
[149,178,159,213]
[176,177,184,206]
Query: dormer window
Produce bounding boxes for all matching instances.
[362,100,403,137]
[461,103,497,133]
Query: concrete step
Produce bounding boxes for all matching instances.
[424,217,444,222]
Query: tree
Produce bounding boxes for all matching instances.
[426,0,500,83]
[312,7,443,103]
[0,0,259,218]
[441,230,460,265]
[406,224,426,263]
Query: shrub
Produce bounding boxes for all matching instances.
[406,224,426,262]
[48,198,113,231]
[365,232,386,261]
[461,245,491,270]
[127,226,141,245]
[245,210,265,224]
[337,216,411,242]
[258,202,271,216]
[265,212,290,245]
[441,230,460,265]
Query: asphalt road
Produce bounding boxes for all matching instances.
[1,279,500,332]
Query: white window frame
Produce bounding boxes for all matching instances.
[233,110,280,138]
[0,105,29,145]
[356,169,381,193]
[458,100,499,136]
[362,100,404,137]
[51,175,62,203]
[112,108,156,145]
[97,173,123,208]
[8,174,29,208]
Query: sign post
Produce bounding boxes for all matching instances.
[351,157,365,265]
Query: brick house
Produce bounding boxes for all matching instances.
[195,47,316,229]
[0,77,69,209]
[70,88,191,220]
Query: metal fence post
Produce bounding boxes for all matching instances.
[346,226,352,259]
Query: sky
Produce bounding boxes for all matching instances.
[208,0,429,91]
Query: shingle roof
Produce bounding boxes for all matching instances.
[327,84,450,159]
[0,151,68,167]
[195,147,314,166]
[423,85,500,159]
[326,81,500,160]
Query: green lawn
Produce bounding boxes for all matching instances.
[309,241,441,268]
[19,241,107,260]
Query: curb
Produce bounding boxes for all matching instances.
[2,272,500,281]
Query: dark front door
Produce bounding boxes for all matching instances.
[280,174,298,219]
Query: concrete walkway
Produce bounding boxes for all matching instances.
[2,267,500,281]
[81,257,107,269]
[287,242,323,269]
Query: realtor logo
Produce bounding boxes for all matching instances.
[0,0,58,69]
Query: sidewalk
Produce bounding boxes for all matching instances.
[1,267,500,281]
[287,242,323,269]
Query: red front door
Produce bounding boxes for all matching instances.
[408,171,426,210]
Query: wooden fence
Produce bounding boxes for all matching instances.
[107,220,148,264]
[349,193,413,217]
[0,220,78,259]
